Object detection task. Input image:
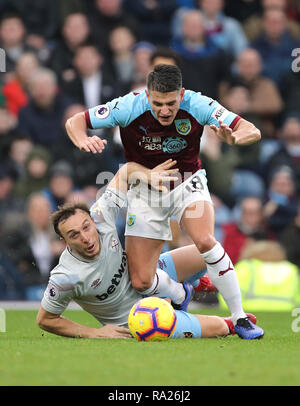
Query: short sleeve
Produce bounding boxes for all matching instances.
[41,274,74,315]
[85,91,150,129]
[90,187,126,231]
[182,90,241,129]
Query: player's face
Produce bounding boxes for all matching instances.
[146,88,185,126]
[59,210,101,260]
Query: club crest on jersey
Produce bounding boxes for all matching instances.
[184,331,194,338]
[94,104,110,119]
[110,237,120,252]
[175,119,191,135]
[162,136,187,154]
[91,278,101,288]
[127,214,136,226]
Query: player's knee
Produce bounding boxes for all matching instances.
[131,274,154,292]
[195,234,216,254]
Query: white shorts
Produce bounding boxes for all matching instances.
[125,169,213,241]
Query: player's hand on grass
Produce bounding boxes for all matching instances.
[79,136,107,154]
[95,324,133,339]
[209,120,236,145]
[150,159,179,193]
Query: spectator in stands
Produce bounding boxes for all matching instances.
[0,249,26,300]
[14,146,51,198]
[219,47,283,138]
[251,8,300,85]
[0,193,63,299]
[50,103,118,186]
[263,165,299,238]
[0,107,18,163]
[0,12,34,74]
[243,0,300,41]
[198,0,248,58]
[0,163,24,221]
[50,12,91,83]
[286,0,300,21]
[219,240,300,312]
[131,41,156,91]
[17,68,72,146]
[56,0,87,25]
[124,0,177,45]
[26,193,64,284]
[42,160,76,212]
[220,48,283,118]
[200,125,264,207]
[264,114,300,196]
[0,0,59,51]
[223,0,262,23]
[108,25,137,95]
[280,56,300,115]
[222,196,271,265]
[280,201,300,269]
[170,9,231,98]
[62,43,117,108]
[8,135,33,180]
[2,52,39,116]
[88,0,139,57]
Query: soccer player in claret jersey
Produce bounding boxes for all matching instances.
[66,64,264,339]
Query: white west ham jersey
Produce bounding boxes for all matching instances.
[41,188,141,326]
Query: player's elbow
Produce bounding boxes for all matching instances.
[36,313,48,330]
[36,311,55,332]
[253,126,261,142]
[65,112,86,134]
[65,116,76,139]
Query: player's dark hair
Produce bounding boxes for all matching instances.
[51,202,91,237]
[147,64,182,93]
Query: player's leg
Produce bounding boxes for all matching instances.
[193,314,229,338]
[180,200,247,324]
[125,235,188,306]
[180,201,264,339]
[125,235,164,291]
[166,244,206,282]
[159,246,217,291]
[171,311,229,339]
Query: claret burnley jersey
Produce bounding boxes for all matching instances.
[85,90,241,177]
[41,188,141,326]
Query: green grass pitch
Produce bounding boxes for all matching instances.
[1,308,299,386]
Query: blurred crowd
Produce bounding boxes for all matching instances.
[0,0,300,305]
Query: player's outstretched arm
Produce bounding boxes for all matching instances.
[36,306,132,339]
[65,112,107,154]
[108,159,179,195]
[209,118,261,146]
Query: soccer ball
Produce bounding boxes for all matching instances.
[128,297,177,341]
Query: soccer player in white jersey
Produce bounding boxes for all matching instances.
[65,64,264,339]
[37,160,258,339]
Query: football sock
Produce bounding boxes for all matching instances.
[201,242,246,324]
[139,269,186,304]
